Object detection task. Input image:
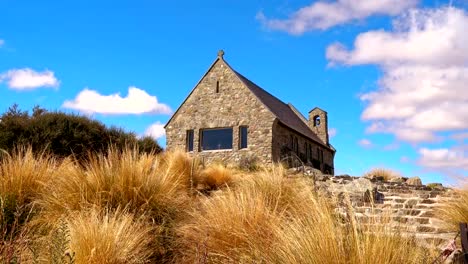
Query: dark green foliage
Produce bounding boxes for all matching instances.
[138,136,163,154]
[0,105,162,160]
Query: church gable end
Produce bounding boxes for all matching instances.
[165,52,276,164]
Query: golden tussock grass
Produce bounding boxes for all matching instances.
[36,148,194,226]
[0,148,441,263]
[363,168,401,181]
[31,207,155,264]
[0,147,58,210]
[197,163,235,190]
[66,208,155,264]
[438,185,468,230]
[176,165,434,264]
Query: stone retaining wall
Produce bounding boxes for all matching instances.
[291,170,459,248]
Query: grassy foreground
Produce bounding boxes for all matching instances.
[0,148,461,263]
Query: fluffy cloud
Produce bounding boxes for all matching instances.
[358,138,373,148]
[257,0,417,34]
[329,128,337,138]
[63,86,172,115]
[327,6,468,176]
[0,39,4,47]
[417,147,468,177]
[144,121,166,140]
[327,7,468,144]
[0,68,59,90]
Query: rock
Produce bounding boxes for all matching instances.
[427,183,444,190]
[389,177,407,183]
[363,188,384,203]
[407,177,422,186]
[329,177,374,194]
[304,166,323,176]
[334,174,352,180]
[315,174,330,181]
[287,167,301,175]
[365,174,385,182]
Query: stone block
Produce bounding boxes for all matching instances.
[406,177,422,186]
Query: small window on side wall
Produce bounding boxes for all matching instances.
[239,126,248,149]
[186,130,194,152]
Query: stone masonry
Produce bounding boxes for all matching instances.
[291,171,460,248]
[165,51,336,172]
[165,54,275,164]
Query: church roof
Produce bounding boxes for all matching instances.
[232,70,329,147]
[165,51,334,151]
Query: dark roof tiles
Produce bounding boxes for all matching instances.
[232,70,329,148]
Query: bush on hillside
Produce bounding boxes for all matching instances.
[0,104,162,160]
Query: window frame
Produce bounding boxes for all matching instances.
[199,127,233,151]
[186,130,194,152]
[239,126,248,149]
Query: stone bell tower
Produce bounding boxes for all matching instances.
[308,107,329,145]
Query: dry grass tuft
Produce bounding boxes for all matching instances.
[175,166,289,263]
[268,208,431,264]
[198,164,235,190]
[363,168,401,181]
[0,147,58,209]
[65,208,155,264]
[438,185,468,230]
[0,148,440,263]
[176,164,433,264]
[36,148,194,227]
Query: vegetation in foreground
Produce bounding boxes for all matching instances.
[0,104,162,161]
[438,183,468,230]
[1,148,462,263]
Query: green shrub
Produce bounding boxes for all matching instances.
[0,104,162,160]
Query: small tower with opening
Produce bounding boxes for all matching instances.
[308,107,329,145]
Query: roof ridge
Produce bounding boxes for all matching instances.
[230,67,329,148]
[287,103,309,125]
[232,70,288,105]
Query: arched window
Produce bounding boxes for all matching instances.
[216,81,220,93]
[313,115,321,127]
[294,137,298,154]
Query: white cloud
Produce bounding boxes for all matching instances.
[417,147,468,176]
[63,86,172,115]
[327,7,468,144]
[329,128,337,138]
[0,68,59,90]
[0,39,4,47]
[144,121,166,140]
[358,138,373,148]
[327,7,468,66]
[257,0,417,34]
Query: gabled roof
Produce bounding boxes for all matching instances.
[165,51,334,151]
[232,70,330,148]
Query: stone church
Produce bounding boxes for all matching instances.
[165,51,335,174]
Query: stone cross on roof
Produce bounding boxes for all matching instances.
[217,50,225,59]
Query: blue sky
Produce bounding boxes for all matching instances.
[1,0,467,184]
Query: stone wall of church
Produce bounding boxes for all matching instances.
[165,59,276,165]
[272,122,335,174]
